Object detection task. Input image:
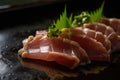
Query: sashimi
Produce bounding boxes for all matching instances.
[19,35,90,69]
[59,28,110,62]
[83,22,120,51]
[98,18,120,35]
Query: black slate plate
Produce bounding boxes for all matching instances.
[0,0,120,80]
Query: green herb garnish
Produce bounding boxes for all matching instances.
[72,11,90,26]
[89,2,104,22]
[47,2,105,37]
[47,7,72,37]
[72,2,104,26]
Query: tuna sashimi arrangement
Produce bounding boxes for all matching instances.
[18,3,120,69]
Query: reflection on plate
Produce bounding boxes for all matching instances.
[21,58,79,79]
[21,58,110,80]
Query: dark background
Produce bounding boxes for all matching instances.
[0,0,120,29]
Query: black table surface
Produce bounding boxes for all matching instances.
[0,0,120,80]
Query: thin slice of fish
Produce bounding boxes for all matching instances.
[19,34,89,69]
[60,28,110,62]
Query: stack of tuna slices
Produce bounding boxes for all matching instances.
[18,18,120,69]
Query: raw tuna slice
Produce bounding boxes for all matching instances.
[82,28,111,53]
[83,23,120,51]
[60,28,110,62]
[98,18,120,35]
[18,34,89,69]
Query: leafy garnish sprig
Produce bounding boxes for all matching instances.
[47,7,72,37]
[72,2,104,26]
[47,2,105,37]
[72,11,90,26]
[89,2,104,22]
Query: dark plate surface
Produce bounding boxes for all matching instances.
[0,0,120,80]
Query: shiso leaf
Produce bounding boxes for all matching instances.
[47,2,105,37]
[72,2,105,26]
[47,7,72,37]
[89,2,104,22]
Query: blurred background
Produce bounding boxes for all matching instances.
[0,0,119,30]
[0,0,66,12]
